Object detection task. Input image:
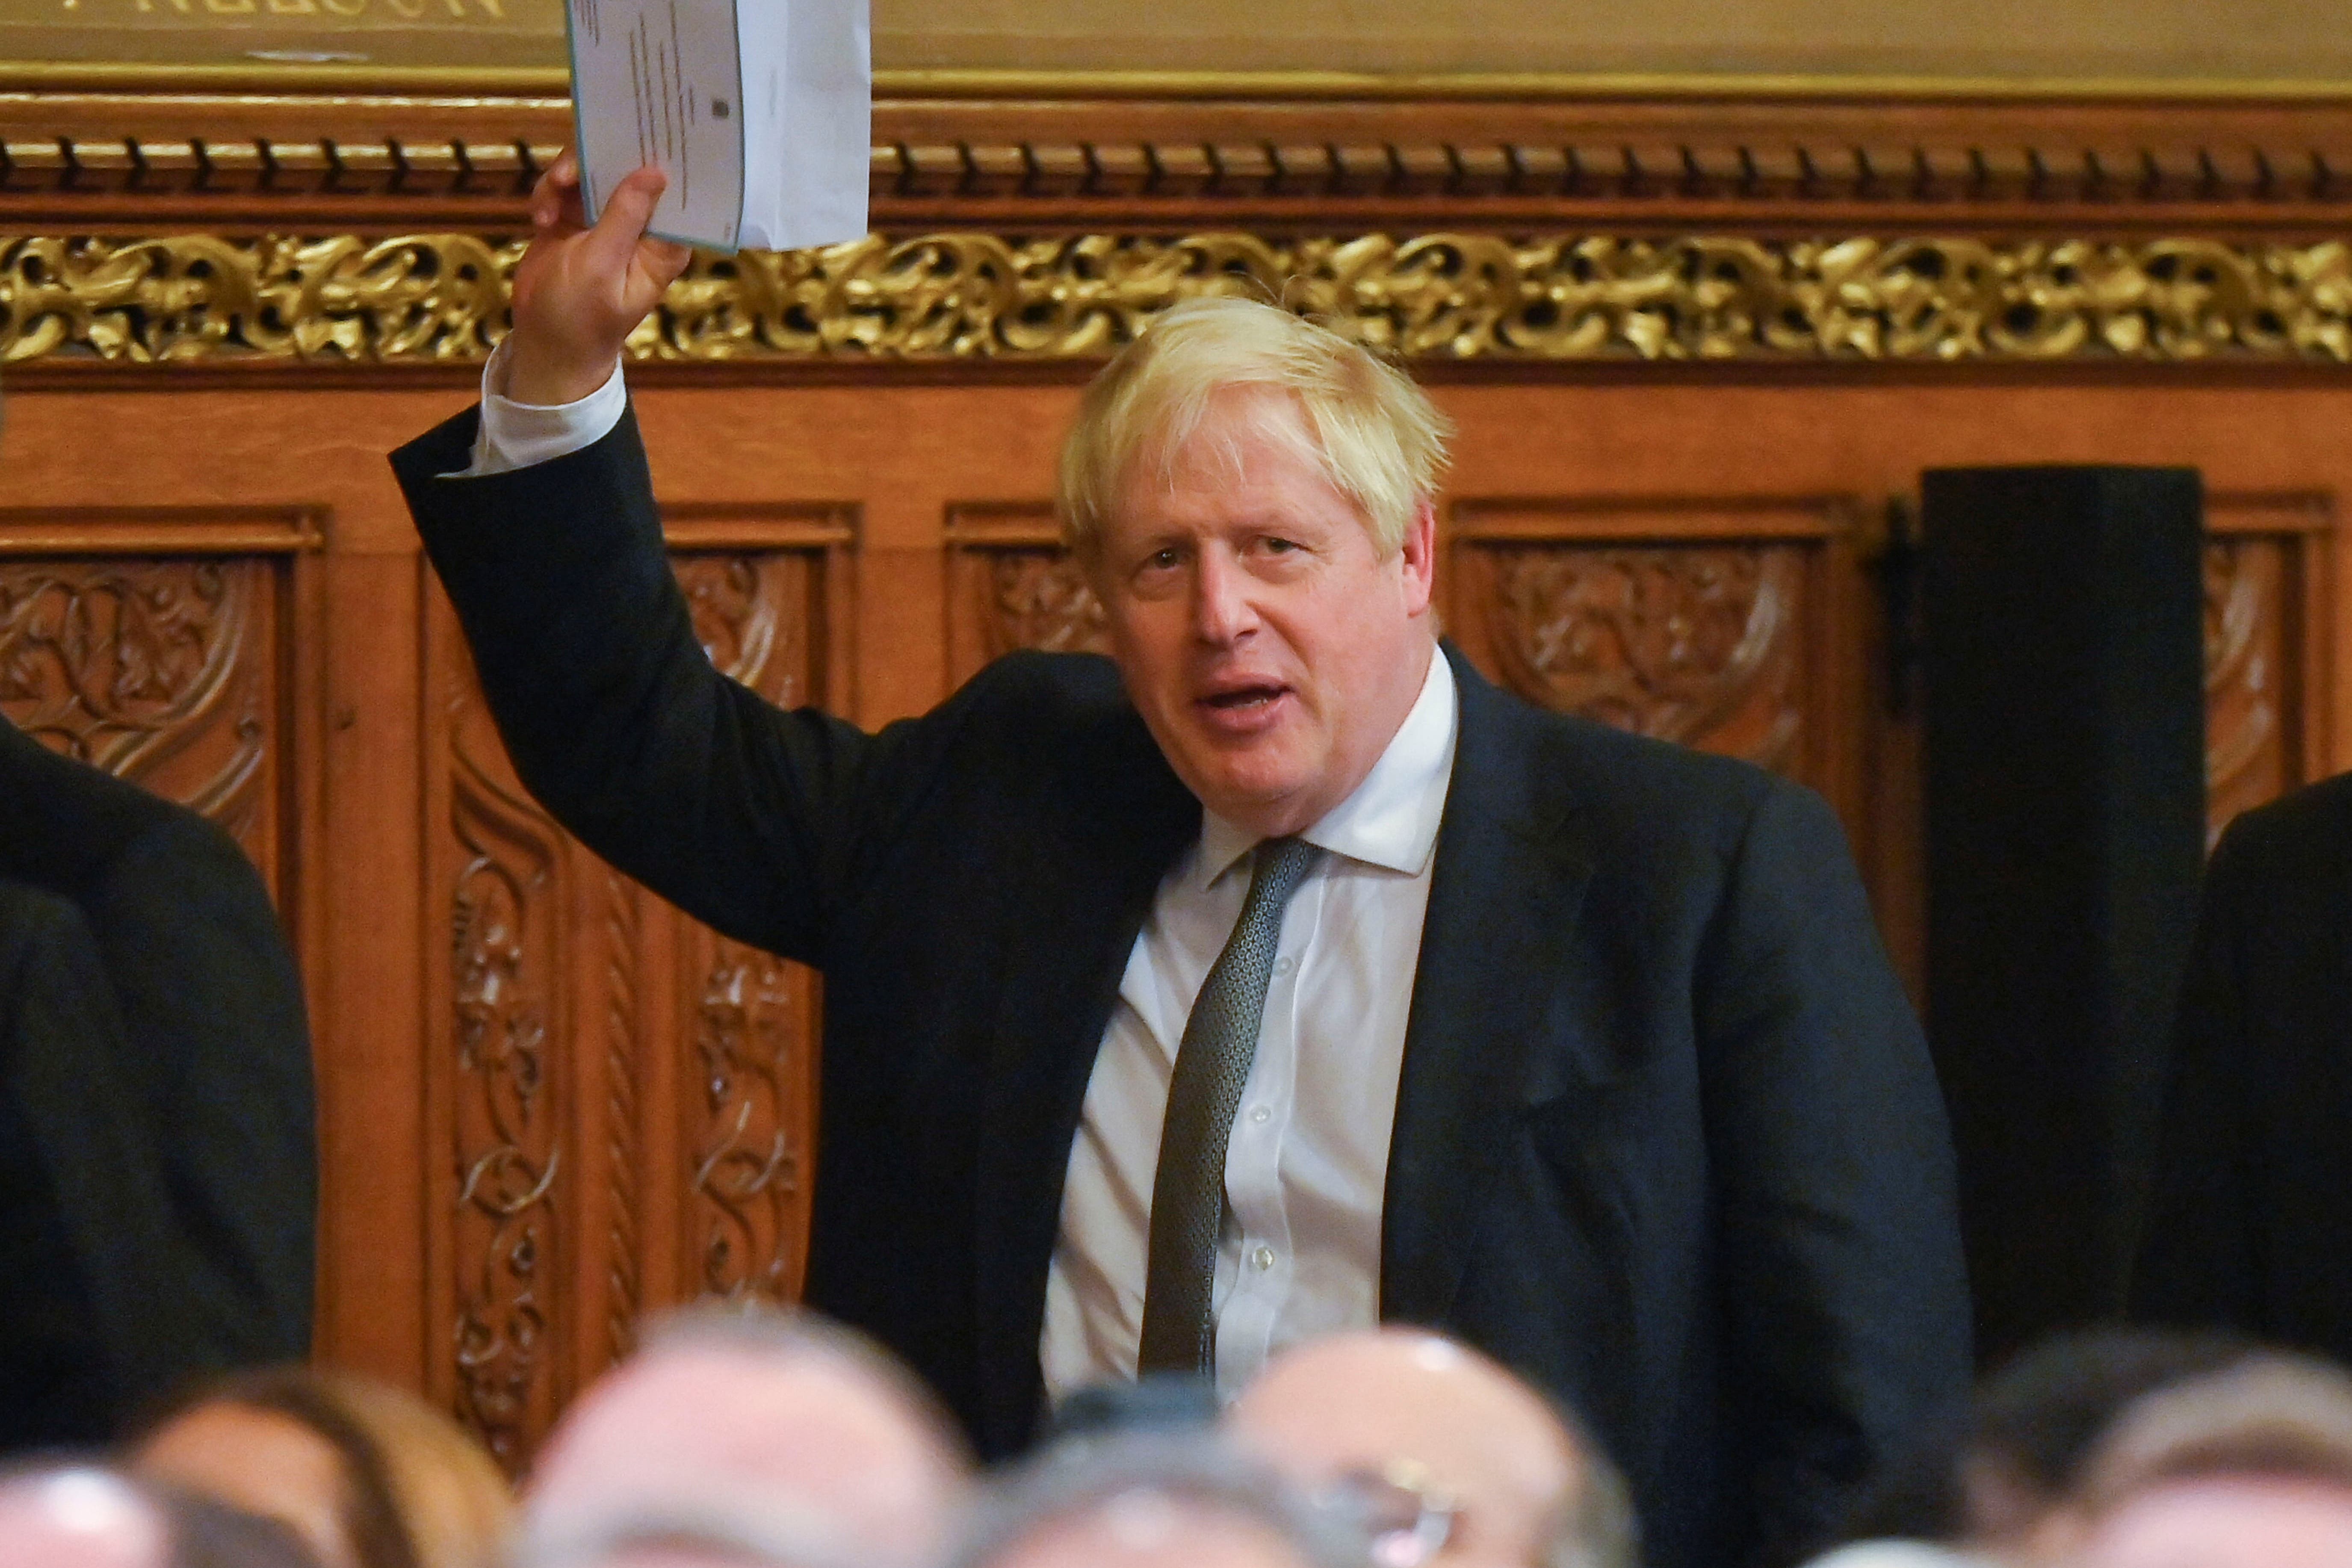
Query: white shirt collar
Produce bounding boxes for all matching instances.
[1197,647,1459,888]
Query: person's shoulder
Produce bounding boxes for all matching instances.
[0,727,269,915]
[943,649,1141,750]
[106,803,270,900]
[2217,769,2352,858]
[870,649,1169,824]
[0,728,185,878]
[2207,769,2352,902]
[1471,668,1792,836]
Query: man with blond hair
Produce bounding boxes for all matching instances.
[391,162,1967,1568]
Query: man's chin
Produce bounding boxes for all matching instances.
[1182,761,1325,834]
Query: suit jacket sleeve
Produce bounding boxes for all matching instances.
[1695,780,1972,1565]
[392,405,942,966]
[2129,811,2261,1329]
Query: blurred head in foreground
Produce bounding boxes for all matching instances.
[1226,1328,1636,1568]
[1841,1326,2257,1553]
[1797,1545,1989,1568]
[0,1461,319,1568]
[522,1303,972,1568]
[132,1365,511,1568]
[2052,1352,2352,1568]
[947,1433,1362,1568]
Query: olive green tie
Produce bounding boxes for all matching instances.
[1135,836,1321,1374]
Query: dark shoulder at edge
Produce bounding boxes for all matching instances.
[1504,689,1791,832]
[42,757,271,909]
[949,648,1136,744]
[2213,768,2352,880]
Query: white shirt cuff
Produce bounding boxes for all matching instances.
[457,341,629,476]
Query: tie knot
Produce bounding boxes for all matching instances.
[1249,836,1319,904]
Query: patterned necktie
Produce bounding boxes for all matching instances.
[1136,835,1321,1374]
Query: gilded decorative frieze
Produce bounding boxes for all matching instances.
[5,230,2352,364]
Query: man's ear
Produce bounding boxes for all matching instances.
[1399,497,1439,617]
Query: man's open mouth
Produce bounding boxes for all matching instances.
[1200,683,1289,711]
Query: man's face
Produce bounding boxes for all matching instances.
[1087,387,1437,839]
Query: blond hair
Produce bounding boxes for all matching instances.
[1056,297,1452,557]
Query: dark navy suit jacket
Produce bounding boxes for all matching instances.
[0,720,314,1446]
[2134,771,2352,1366]
[395,405,1969,1568]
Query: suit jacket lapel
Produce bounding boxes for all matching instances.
[1383,644,1599,1324]
[971,704,1199,1454]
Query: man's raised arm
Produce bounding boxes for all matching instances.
[390,158,878,966]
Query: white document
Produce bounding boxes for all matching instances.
[567,0,869,253]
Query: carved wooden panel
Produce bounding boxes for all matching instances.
[1446,499,1862,816]
[1466,545,1806,772]
[2204,493,2336,847]
[0,511,316,903]
[944,506,1105,683]
[441,658,564,1468]
[672,550,823,1310]
[426,512,850,1466]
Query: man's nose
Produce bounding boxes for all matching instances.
[1190,551,1258,644]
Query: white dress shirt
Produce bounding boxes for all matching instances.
[464,345,629,475]
[464,354,1463,1400]
[1041,653,1458,1400]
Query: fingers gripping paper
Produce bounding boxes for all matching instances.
[567,0,869,253]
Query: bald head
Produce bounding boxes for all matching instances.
[0,1468,168,1568]
[993,1493,1323,1568]
[526,1310,971,1566]
[947,1433,1357,1568]
[1229,1330,1632,1568]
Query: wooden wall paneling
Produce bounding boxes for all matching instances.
[943,504,1104,683]
[422,505,852,1463]
[2203,490,2337,843]
[1443,496,1867,828]
[12,85,2352,236]
[657,506,856,1316]
[12,71,2352,1462]
[423,586,575,1469]
[0,507,322,905]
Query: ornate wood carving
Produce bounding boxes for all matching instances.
[0,233,513,364]
[0,556,279,871]
[688,948,810,1300]
[675,551,819,1305]
[12,232,2352,367]
[981,551,1107,661]
[434,530,838,1462]
[2202,493,2336,846]
[446,653,563,1469]
[8,85,2352,230]
[600,868,641,1364]
[1475,544,1806,772]
[2203,538,2282,845]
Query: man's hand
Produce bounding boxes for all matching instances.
[505,154,693,407]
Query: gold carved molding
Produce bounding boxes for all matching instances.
[6,230,2352,366]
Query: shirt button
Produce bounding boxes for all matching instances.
[1252,1246,1276,1271]
[1249,1106,1271,1125]
[1272,956,1296,978]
